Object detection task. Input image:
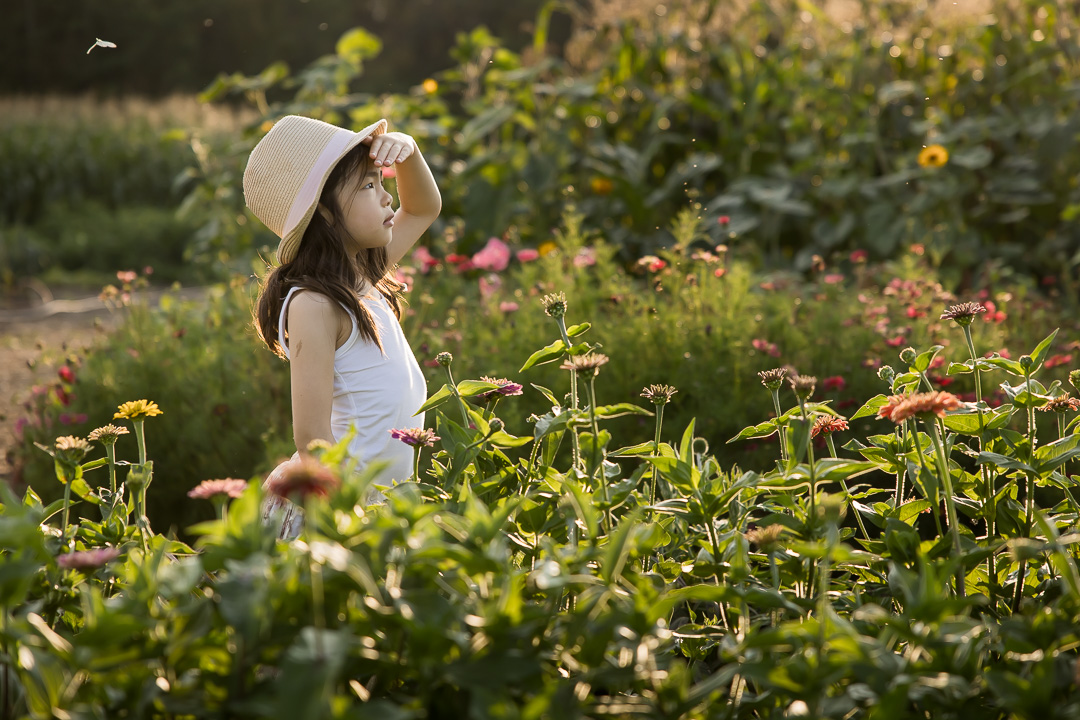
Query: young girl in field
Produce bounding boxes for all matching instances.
[242,115,441,538]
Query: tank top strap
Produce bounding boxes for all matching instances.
[278,286,305,359]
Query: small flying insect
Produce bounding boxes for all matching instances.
[86,38,117,54]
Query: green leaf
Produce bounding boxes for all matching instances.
[911,345,944,373]
[530,383,559,406]
[566,322,591,337]
[983,354,1024,375]
[592,402,654,419]
[457,379,500,398]
[519,339,566,372]
[851,395,887,421]
[727,419,779,443]
[977,451,1036,474]
[1030,328,1060,368]
[898,499,932,523]
[416,384,454,414]
[609,441,660,457]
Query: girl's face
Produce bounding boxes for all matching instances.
[330,166,395,252]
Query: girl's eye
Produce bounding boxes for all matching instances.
[363,181,375,189]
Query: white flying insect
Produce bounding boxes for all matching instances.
[86,38,117,55]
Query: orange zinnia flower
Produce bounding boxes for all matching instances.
[879,391,961,424]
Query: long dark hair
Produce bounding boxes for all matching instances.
[254,142,404,358]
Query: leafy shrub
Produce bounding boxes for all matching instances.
[0,200,208,285]
[13,275,292,536]
[3,296,1080,718]
[198,0,1080,283]
[12,219,1077,535]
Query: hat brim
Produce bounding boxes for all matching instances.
[275,118,388,265]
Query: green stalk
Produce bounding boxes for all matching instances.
[105,443,117,495]
[826,434,869,542]
[963,323,996,601]
[441,364,470,428]
[798,397,818,524]
[585,376,612,533]
[771,389,788,462]
[556,316,582,469]
[649,402,666,509]
[927,420,965,597]
[910,421,944,538]
[1014,364,1039,610]
[133,419,147,466]
[304,497,327,661]
[59,465,73,551]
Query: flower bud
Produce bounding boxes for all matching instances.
[436,352,453,367]
[789,374,817,401]
[899,347,917,365]
[541,292,568,318]
[1070,369,1080,393]
[488,418,505,433]
[877,365,896,385]
[1020,355,1034,371]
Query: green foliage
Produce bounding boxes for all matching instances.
[0,200,206,285]
[14,279,292,536]
[196,0,1080,284]
[5,293,1080,718]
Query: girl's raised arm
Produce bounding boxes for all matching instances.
[365,131,441,265]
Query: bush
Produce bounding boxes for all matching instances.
[13,219,1078,535]
[198,0,1080,284]
[3,293,1080,718]
[13,275,292,536]
[0,200,208,285]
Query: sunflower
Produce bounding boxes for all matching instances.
[918,144,949,168]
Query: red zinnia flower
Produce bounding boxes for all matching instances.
[265,457,340,503]
[389,427,441,447]
[58,366,75,384]
[811,415,849,438]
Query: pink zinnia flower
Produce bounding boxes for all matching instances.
[188,478,248,501]
[58,366,75,384]
[878,391,962,424]
[823,274,845,285]
[479,273,502,299]
[389,427,440,447]
[413,246,439,273]
[516,248,540,263]
[471,237,511,272]
[573,248,597,268]
[265,457,340,503]
[499,301,519,313]
[478,377,524,402]
[811,416,849,438]
[718,215,731,226]
[58,547,121,570]
[849,250,868,263]
[116,270,137,283]
[751,338,781,358]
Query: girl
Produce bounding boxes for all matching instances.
[242,115,441,538]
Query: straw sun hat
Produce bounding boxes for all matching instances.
[243,115,388,264]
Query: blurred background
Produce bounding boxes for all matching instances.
[2,0,1079,537]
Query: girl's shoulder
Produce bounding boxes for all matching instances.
[286,288,353,346]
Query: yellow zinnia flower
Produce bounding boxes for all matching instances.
[114,399,164,420]
[918,144,949,168]
[258,120,275,134]
[422,78,438,94]
[538,241,559,257]
[590,177,614,195]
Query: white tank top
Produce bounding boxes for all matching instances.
[278,285,427,484]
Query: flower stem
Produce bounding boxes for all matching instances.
[586,377,612,533]
[106,444,117,495]
[304,499,326,661]
[649,403,665,508]
[441,365,470,428]
[927,420,965,597]
[826,435,869,542]
[134,419,147,466]
[556,317,582,469]
[910,421,944,538]
[771,390,788,462]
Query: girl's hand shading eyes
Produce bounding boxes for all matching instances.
[362,131,417,168]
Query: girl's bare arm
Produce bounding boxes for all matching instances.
[286,292,342,455]
[366,131,441,265]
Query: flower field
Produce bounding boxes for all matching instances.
[5,0,1080,717]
